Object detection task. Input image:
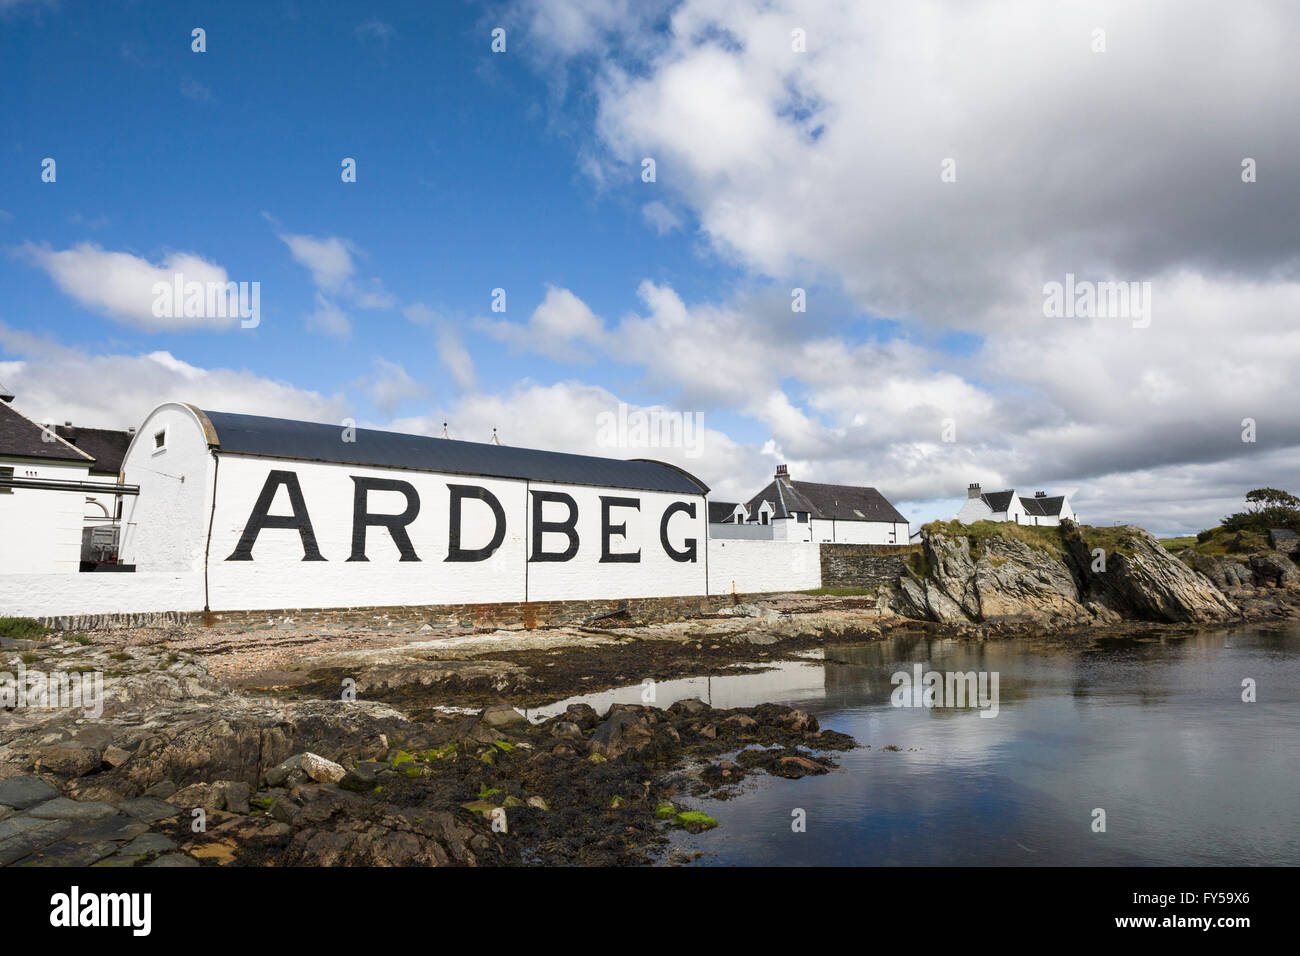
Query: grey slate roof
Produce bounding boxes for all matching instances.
[1019,495,1066,517]
[200,410,709,495]
[708,500,740,523]
[55,425,131,476]
[744,479,907,524]
[980,490,1016,513]
[0,401,94,465]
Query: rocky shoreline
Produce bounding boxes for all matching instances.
[1,619,862,867]
[3,526,1297,867]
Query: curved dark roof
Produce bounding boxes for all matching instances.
[200,410,709,495]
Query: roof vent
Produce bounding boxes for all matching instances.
[0,394,13,404]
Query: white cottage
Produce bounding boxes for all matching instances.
[956,482,1077,527]
[740,465,910,544]
[0,396,136,574]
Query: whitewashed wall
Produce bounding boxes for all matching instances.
[0,460,90,574]
[201,456,710,610]
[707,539,820,595]
[2,402,839,616]
[0,572,204,617]
[809,518,908,545]
[955,496,993,524]
[119,404,216,573]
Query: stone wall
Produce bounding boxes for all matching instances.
[37,590,782,632]
[819,543,919,591]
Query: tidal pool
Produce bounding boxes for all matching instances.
[633,625,1300,865]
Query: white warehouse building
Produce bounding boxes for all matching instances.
[117,403,718,611]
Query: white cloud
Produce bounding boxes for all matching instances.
[437,324,477,392]
[478,284,608,362]
[278,234,356,292]
[503,0,1300,534]
[641,200,682,235]
[17,242,247,331]
[0,322,346,430]
[387,379,759,499]
[303,293,351,337]
[365,357,425,414]
[277,231,395,332]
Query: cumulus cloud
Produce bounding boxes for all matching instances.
[521,0,1299,324]
[365,357,425,415]
[17,242,247,331]
[641,200,682,235]
[503,0,1300,534]
[387,379,760,499]
[278,234,356,292]
[277,231,395,332]
[0,321,346,430]
[303,293,351,337]
[477,284,608,362]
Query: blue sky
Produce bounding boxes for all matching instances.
[3,0,1298,535]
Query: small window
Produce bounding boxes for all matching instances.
[760,511,770,526]
[796,512,808,523]
[0,466,12,495]
[153,428,167,453]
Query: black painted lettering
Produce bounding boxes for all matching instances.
[226,470,325,561]
[600,495,641,563]
[348,476,421,561]
[660,500,698,562]
[530,490,579,562]
[446,484,506,562]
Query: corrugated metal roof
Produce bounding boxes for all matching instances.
[201,410,709,495]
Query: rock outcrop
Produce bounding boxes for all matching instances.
[881,521,1242,628]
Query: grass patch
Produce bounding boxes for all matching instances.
[1190,526,1270,557]
[1160,535,1198,552]
[0,617,48,640]
[1074,525,1140,558]
[924,520,1064,557]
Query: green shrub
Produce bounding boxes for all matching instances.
[0,617,48,640]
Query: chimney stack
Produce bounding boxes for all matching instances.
[1035,490,1046,497]
[968,482,981,499]
[775,463,791,485]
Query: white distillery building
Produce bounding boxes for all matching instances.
[725,465,910,545]
[0,397,130,574]
[956,482,1078,526]
[116,403,722,610]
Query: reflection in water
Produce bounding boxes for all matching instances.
[551,624,1300,866]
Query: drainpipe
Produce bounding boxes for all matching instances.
[202,450,220,626]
